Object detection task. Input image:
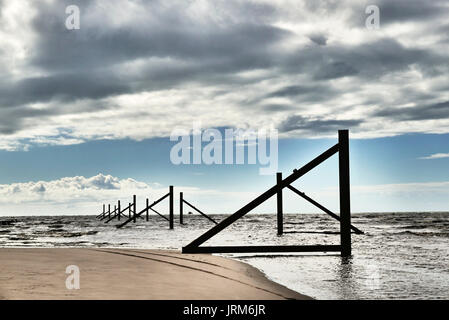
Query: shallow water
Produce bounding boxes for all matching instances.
[1,212,448,299]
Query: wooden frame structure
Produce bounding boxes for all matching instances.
[182,130,360,257]
[116,186,174,229]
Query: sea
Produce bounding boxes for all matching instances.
[1,212,448,300]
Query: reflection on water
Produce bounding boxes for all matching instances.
[0,212,448,299]
[336,257,356,299]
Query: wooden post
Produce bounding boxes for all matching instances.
[169,186,174,229]
[180,192,184,225]
[133,195,137,223]
[118,200,121,221]
[128,202,131,218]
[338,130,351,257]
[277,172,283,236]
[108,204,111,219]
[146,198,149,222]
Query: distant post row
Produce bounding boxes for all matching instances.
[96,186,218,229]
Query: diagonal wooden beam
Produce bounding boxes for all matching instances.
[96,204,106,219]
[286,185,363,234]
[100,207,116,221]
[150,207,169,221]
[104,203,132,223]
[183,199,218,224]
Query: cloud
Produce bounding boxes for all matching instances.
[0,174,151,204]
[419,153,449,160]
[278,115,363,134]
[0,173,182,215]
[313,61,359,80]
[373,0,448,25]
[1,173,448,215]
[308,34,328,46]
[264,84,337,104]
[0,0,449,150]
[348,0,449,26]
[0,173,263,216]
[374,100,449,121]
[352,181,449,195]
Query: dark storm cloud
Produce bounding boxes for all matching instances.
[0,73,130,108]
[313,61,359,80]
[263,84,338,105]
[0,99,117,135]
[267,85,323,98]
[349,0,449,26]
[308,34,328,46]
[283,38,445,80]
[376,0,448,24]
[437,24,449,44]
[0,0,448,143]
[0,0,291,128]
[30,0,287,72]
[374,101,449,121]
[0,106,49,135]
[0,122,18,135]
[246,34,443,116]
[278,115,363,133]
[32,21,289,72]
[5,0,446,108]
[0,0,290,110]
[262,104,294,112]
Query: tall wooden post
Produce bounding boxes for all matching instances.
[277,172,283,236]
[118,200,121,221]
[338,130,351,257]
[133,195,137,223]
[108,204,111,219]
[180,192,184,225]
[169,186,174,229]
[128,202,131,218]
[146,198,149,222]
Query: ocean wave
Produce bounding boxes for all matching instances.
[395,230,449,237]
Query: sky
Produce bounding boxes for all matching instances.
[0,0,448,216]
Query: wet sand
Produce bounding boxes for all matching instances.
[0,248,310,300]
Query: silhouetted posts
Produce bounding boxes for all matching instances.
[128,202,131,218]
[338,130,351,257]
[146,198,149,221]
[108,204,111,219]
[180,192,184,225]
[116,189,171,228]
[133,195,137,223]
[169,186,174,229]
[182,130,356,254]
[118,200,121,221]
[277,172,283,236]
